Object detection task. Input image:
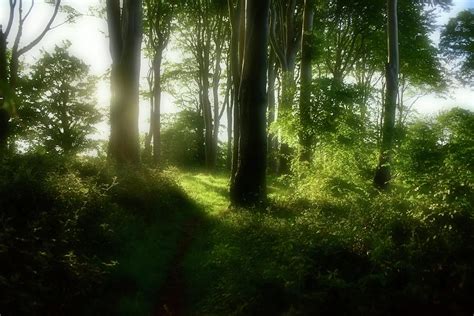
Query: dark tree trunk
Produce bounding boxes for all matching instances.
[107,0,143,164]
[374,0,399,190]
[298,0,314,162]
[228,0,243,181]
[153,50,163,165]
[230,0,270,206]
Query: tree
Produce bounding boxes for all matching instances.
[143,0,176,165]
[298,0,315,161]
[440,9,474,84]
[270,0,303,174]
[178,0,228,170]
[227,0,244,178]
[21,44,100,154]
[374,0,399,190]
[230,0,270,206]
[106,0,143,164]
[0,0,76,147]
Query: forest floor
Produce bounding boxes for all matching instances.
[153,171,229,315]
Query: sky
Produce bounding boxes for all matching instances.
[1,0,473,137]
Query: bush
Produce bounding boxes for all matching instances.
[0,153,195,315]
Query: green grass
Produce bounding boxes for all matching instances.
[177,170,230,215]
[178,169,474,315]
[3,156,472,315]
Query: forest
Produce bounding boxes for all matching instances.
[0,0,473,315]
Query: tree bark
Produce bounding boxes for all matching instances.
[0,29,9,149]
[230,0,270,206]
[298,0,314,162]
[228,0,243,181]
[269,0,302,174]
[374,0,399,189]
[267,50,278,173]
[107,0,143,164]
[152,50,163,165]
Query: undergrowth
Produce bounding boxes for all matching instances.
[0,153,199,315]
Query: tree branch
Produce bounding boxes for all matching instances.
[18,0,61,56]
[5,0,18,38]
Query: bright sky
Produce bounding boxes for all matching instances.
[1,0,473,136]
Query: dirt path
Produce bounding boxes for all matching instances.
[152,216,200,316]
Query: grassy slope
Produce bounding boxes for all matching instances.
[178,171,474,316]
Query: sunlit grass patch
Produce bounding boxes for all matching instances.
[177,170,230,215]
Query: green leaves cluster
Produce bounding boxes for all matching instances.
[16,43,101,154]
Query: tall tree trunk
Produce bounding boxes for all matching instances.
[107,0,143,164]
[0,29,9,149]
[298,0,314,162]
[277,70,296,174]
[230,0,270,206]
[202,72,215,169]
[152,50,163,165]
[374,0,399,189]
[267,50,278,173]
[212,19,224,167]
[227,90,233,170]
[144,69,154,159]
[228,0,243,181]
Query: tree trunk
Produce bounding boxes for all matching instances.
[230,0,270,206]
[374,0,399,190]
[107,0,143,164]
[228,0,243,181]
[227,90,233,170]
[144,70,154,159]
[267,50,278,173]
[202,72,215,169]
[298,0,314,162]
[153,50,163,165]
[0,29,9,148]
[277,70,296,174]
[212,20,224,168]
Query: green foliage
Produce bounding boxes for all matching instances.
[16,43,101,154]
[160,109,205,167]
[397,107,474,214]
[0,153,198,315]
[182,108,474,315]
[440,9,474,84]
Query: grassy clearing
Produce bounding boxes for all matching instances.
[180,170,474,315]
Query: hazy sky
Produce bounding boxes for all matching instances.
[1,0,473,134]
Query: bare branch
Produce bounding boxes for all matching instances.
[22,0,34,23]
[5,0,18,38]
[18,0,61,56]
[49,14,79,31]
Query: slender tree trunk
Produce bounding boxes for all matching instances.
[230,0,270,206]
[153,50,163,165]
[277,70,296,174]
[202,73,214,169]
[374,0,399,189]
[212,22,224,167]
[267,50,278,173]
[228,0,243,181]
[107,0,143,164]
[144,70,154,159]
[0,29,9,148]
[299,0,315,162]
[227,90,233,170]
